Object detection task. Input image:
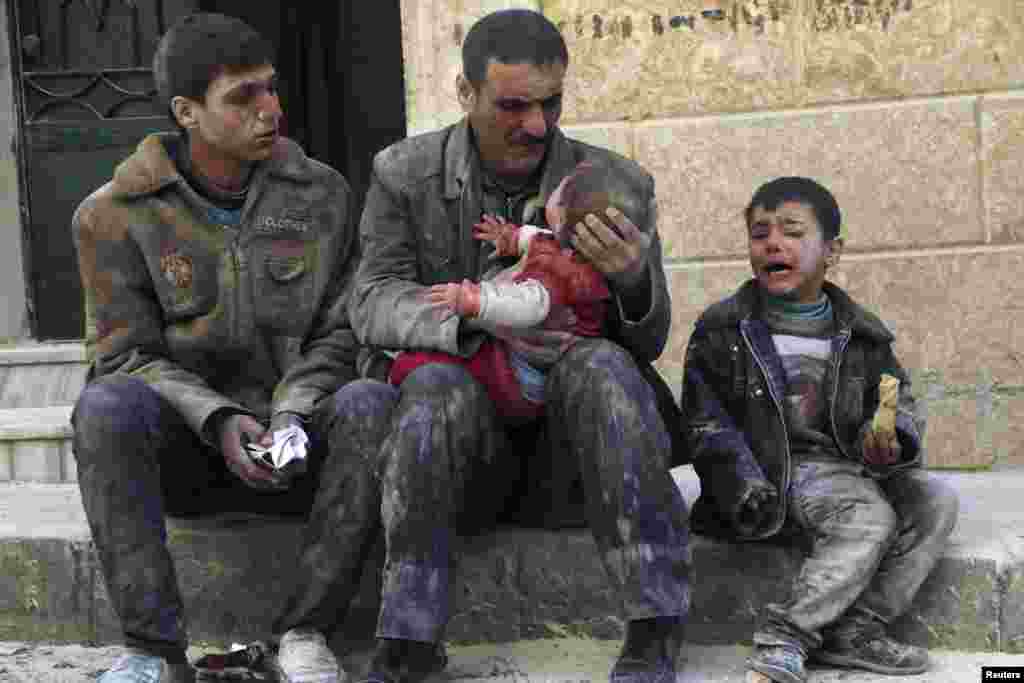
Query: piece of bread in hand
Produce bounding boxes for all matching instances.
[871,373,900,436]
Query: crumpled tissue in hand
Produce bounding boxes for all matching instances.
[245,425,309,475]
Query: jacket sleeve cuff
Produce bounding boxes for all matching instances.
[612,263,659,327]
[199,406,253,447]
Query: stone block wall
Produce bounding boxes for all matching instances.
[400,0,1024,468]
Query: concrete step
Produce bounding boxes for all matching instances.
[1,468,1021,654]
[0,344,80,483]
[0,342,84,482]
[0,406,75,483]
[3,638,1024,683]
[0,343,88,411]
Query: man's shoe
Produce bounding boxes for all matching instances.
[609,617,681,683]
[609,654,675,683]
[274,627,341,683]
[357,638,447,683]
[746,645,807,683]
[101,650,195,683]
[815,631,930,675]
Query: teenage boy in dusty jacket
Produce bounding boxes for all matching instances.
[342,9,690,683]
[681,177,958,683]
[71,13,372,683]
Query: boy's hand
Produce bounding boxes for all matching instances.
[218,414,288,490]
[734,480,778,535]
[571,207,650,289]
[427,279,482,317]
[474,214,518,258]
[862,428,902,466]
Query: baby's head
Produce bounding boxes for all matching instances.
[546,162,617,246]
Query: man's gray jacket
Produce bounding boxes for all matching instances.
[350,119,686,464]
[350,118,671,365]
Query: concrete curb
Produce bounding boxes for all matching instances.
[1,469,1021,652]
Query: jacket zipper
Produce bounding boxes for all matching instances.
[740,323,790,535]
[829,329,853,460]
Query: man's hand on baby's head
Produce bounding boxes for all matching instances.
[571,207,651,288]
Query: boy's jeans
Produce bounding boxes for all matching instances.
[754,461,958,653]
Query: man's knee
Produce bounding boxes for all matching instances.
[559,339,635,377]
[321,379,398,428]
[73,375,160,437]
[400,362,488,407]
[552,339,655,408]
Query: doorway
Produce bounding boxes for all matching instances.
[9,0,406,340]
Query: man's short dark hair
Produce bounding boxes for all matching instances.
[745,176,842,241]
[462,9,568,88]
[153,13,274,115]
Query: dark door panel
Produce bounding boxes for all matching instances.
[13,0,198,339]
[24,119,176,339]
[12,0,406,339]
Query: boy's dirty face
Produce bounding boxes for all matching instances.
[545,162,613,243]
[189,63,282,164]
[747,200,837,304]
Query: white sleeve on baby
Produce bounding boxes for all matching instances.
[477,279,551,328]
[516,224,553,255]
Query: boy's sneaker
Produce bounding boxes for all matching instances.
[101,650,195,683]
[815,630,930,675]
[273,627,341,683]
[746,645,807,683]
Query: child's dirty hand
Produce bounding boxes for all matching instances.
[734,480,778,535]
[474,214,518,258]
[426,279,482,318]
[862,428,902,466]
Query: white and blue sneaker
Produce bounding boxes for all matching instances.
[273,627,341,683]
[101,649,195,683]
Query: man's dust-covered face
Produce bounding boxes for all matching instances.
[184,63,283,164]
[463,60,565,183]
[748,201,839,304]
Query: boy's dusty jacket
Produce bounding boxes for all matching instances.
[349,118,671,366]
[681,280,925,540]
[72,133,360,438]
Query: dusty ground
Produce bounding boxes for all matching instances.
[2,639,1024,682]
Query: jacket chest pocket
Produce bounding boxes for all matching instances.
[155,246,218,318]
[251,239,316,331]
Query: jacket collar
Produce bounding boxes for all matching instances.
[702,280,894,343]
[110,132,315,200]
[443,117,577,202]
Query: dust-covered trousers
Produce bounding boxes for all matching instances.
[72,339,690,652]
[71,372,392,657]
[754,460,959,653]
[338,338,690,643]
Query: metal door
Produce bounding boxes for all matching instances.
[11,0,198,339]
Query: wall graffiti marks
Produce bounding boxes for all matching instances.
[670,15,696,30]
[551,0,916,42]
[812,0,914,32]
[557,1,794,40]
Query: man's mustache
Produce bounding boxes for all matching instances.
[509,132,551,147]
